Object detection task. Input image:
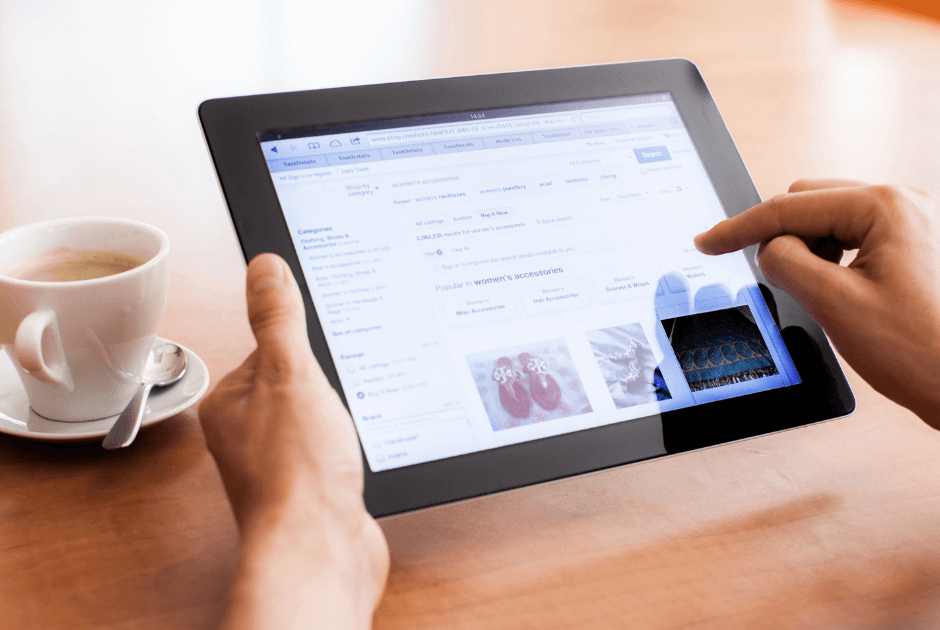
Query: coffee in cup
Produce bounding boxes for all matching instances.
[4,248,147,282]
[0,218,169,422]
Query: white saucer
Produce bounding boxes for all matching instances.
[0,337,210,443]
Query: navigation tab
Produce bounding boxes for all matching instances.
[482,134,534,149]
[625,117,672,134]
[380,144,434,160]
[532,128,582,143]
[267,155,330,172]
[413,207,512,230]
[326,150,381,166]
[581,123,628,138]
[432,138,486,154]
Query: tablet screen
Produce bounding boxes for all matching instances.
[257,93,801,472]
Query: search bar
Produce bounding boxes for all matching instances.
[580,104,675,124]
[367,115,582,147]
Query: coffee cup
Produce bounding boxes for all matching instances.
[0,217,169,421]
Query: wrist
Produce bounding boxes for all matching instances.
[239,479,370,585]
[222,481,387,630]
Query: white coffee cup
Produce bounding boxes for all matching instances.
[0,218,169,422]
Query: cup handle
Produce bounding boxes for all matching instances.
[14,309,75,392]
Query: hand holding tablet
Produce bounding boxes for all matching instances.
[198,254,389,628]
[200,60,855,516]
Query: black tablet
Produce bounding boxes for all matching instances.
[199,59,854,517]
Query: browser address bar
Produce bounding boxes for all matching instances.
[367,114,581,147]
[580,104,675,123]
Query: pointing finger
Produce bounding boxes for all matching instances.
[694,186,882,256]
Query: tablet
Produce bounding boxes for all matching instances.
[200,59,854,517]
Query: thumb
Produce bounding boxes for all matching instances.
[246,253,314,380]
[756,234,855,325]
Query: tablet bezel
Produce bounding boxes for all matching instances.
[199,59,854,517]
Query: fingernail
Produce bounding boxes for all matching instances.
[249,255,285,294]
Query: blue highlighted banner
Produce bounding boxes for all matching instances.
[633,145,671,163]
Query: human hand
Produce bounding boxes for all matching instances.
[199,253,388,630]
[694,179,940,429]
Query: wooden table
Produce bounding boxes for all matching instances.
[2,1,939,627]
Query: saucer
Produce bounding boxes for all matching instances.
[0,337,210,443]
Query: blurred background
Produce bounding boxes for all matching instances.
[2,1,938,227]
[2,4,940,628]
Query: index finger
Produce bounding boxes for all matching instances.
[694,186,880,255]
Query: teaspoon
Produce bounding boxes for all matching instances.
[102,341,187,449]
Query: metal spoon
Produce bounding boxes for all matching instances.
[102,341,187,449]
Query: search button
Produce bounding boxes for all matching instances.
[633,146,672,163]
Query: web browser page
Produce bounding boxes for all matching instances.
[259,94,801,472]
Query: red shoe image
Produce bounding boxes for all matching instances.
[492,357,532,418]
[519,353,562,411]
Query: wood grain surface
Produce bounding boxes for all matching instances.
[1,1,939,628]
